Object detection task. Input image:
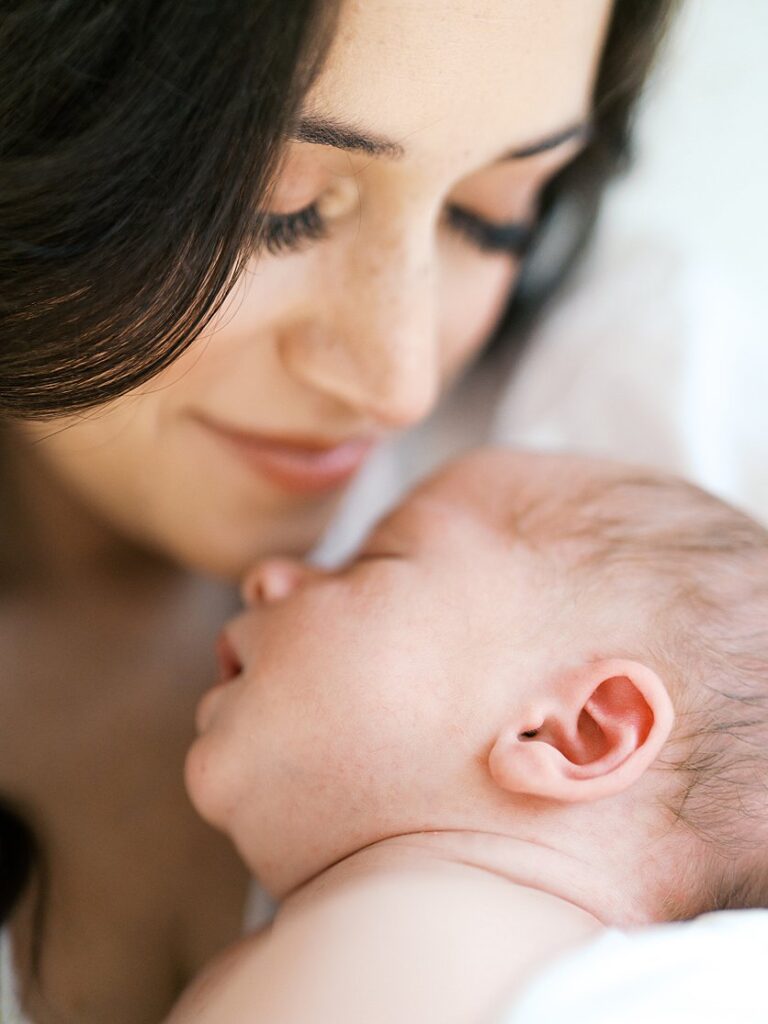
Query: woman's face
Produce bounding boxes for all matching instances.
[20,0,611,578]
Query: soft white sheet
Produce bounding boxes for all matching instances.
[490,229,768,524]
[497,910,768,1024]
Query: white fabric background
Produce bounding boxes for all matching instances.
[606,0,768,313]
[497,911,768,1024]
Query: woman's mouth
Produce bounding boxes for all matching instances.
[195,417,376,495]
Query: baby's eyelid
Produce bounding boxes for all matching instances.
[353,550,407,566]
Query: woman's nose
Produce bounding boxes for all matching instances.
[240,558,318,606]
[279,246,441,429]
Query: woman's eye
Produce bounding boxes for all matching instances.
[261,202,327,255]
[257,199,534,258]
[446,205,534,257]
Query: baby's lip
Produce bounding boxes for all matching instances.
[215,629,243,686]
[195,630,244,734]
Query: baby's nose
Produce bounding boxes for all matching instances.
[240,558,314,606]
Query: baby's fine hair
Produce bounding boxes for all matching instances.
[514,464,768,916]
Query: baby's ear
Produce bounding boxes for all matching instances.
[488,659,674,803]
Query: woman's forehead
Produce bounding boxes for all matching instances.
[303,0,612,169]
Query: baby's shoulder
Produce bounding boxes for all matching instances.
[164,929,270,1023]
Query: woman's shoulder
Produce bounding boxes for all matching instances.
[0,925,31,1024]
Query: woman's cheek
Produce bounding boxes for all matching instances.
[439,257,518,377]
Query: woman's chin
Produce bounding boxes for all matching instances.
[155,496,343,581]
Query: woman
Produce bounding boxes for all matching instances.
[0,1,678,1020]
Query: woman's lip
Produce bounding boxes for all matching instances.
[197,418,376,495]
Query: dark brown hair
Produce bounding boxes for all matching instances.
[0,0,338,417]
[0,1,679,418]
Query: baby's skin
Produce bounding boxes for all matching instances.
[167,450,709,1023]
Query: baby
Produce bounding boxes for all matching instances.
[168,449,768,1023]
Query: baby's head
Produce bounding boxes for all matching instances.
[187,450,768,921]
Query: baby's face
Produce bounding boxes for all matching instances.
[186,451,580,896]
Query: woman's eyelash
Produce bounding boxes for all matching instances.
[445,205,533,257]
[261,203,326,255]
[259,201,533,257]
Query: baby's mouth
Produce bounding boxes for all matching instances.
[215,629,243,685]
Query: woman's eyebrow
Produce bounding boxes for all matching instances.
[291,116,405,159]
[499,121,591,161]
[291,116,591,162]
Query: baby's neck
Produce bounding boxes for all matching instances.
[286,829,648,930]
[172,833,610,1024]
[275,833,605,1014]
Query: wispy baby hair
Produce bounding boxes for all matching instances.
[521,465,768,913]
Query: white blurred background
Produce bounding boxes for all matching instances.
[607,0,768,311]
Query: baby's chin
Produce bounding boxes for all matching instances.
[184,731,272,883]
[184,731,232,835]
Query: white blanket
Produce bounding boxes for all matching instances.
[498,910,768,1024]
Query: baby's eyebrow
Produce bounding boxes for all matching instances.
[357,532,399,558]
[358,517,411,556]
[356,550,406,564]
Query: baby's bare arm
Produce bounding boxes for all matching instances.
[166,863,598,1024]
